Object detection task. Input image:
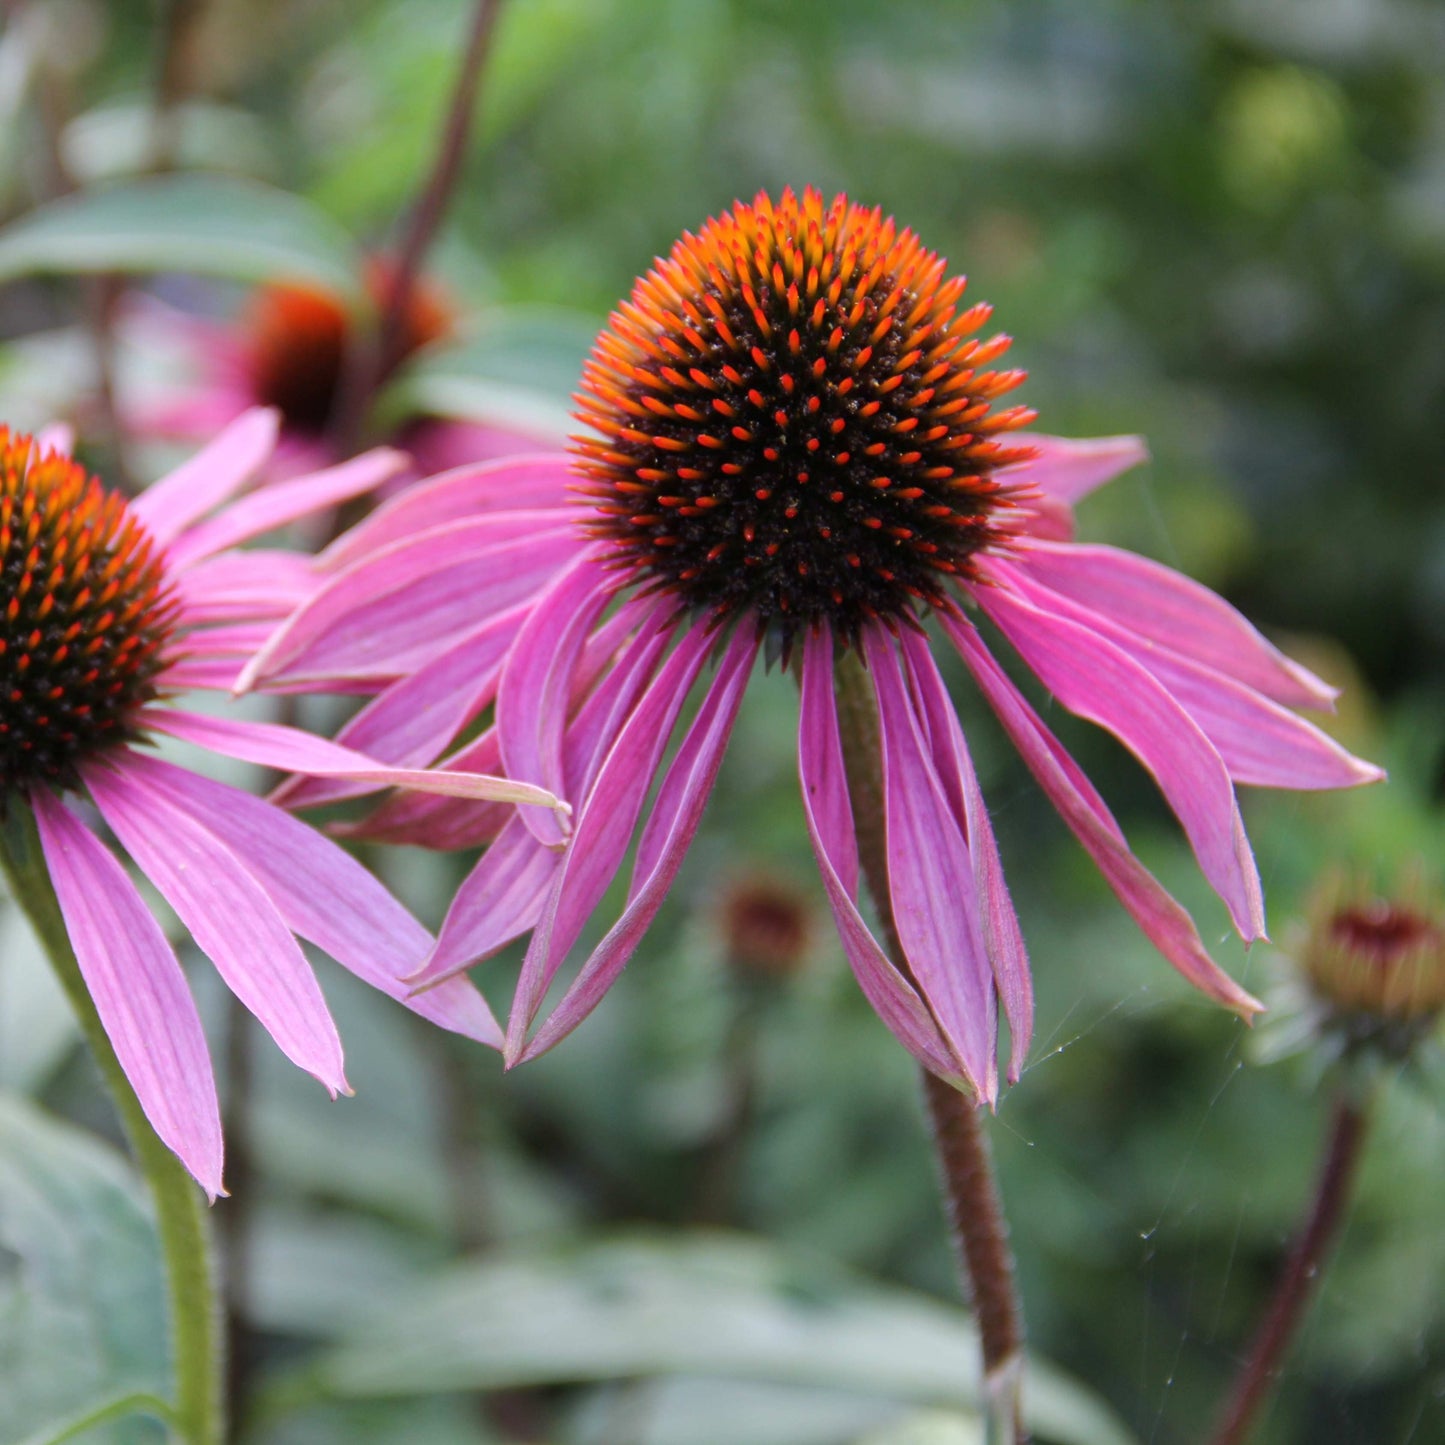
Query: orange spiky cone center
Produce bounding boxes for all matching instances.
[572,187,1037,641]
[0,429,176,792]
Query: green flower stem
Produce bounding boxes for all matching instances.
[833,652,1028,1445]
[1207,1091,1370,1445]
[0,801,224,1445]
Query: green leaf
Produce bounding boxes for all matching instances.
[0,1095,170,1445]
[0,175,363,300]
[383,307,597,438]
[14,1391,173,1445]
[312,1233,1135,1445]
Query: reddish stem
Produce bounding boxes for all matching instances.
[1208,1096,1369,1445]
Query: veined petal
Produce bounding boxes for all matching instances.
[994,562,1381,791]
[897,626,1033,1080]
[318,454,575,572]
[797,630,969,1085]
[273,605,525,811]
[499,554,613,848]
[166,447,408,569]
[145,709,564,811]
[132,408,280,544]
[516,627,757,1063]
[239,520,577,686]
[128,755,500,1047]
[977,581,1266,942]
[83,758,349,1094]
[507,623,713,1059]
[31,789,225,1198]
[1013,540,1337,710]
[941,612,1263,1017]
[864,628,997,1101]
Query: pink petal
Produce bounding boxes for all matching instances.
[863,628,997,1101]
[1013,540,1337,710]
[408,814,560,988]
[240,520,578,686]
[516,627,757,1063]
[1006,433,1149,506]
[34,424,74,457]
[994,562,1381,791]
[897,626,1033,1080]
[128,755,501,1047]
[273,605,525,811]
[83,759,349,1094]
[941,612,1263,1017]
[146,708,563,810]
[797,630,967,1084]
[174,550,316,626]
[498,554,612,848]
[319,454,575,572]
[166,447,408,569]
[31,788,225,1198]
[132,408,280,545]
[506,623,713,1058]
[976,582,1265,942]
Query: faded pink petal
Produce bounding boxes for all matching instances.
[976,582,1266,941]
[31,788,225,1198]
[84,759,350,1095]
[1007,433,1149,506]
[942,612,1263,1017]
[173,550,316,625]
[864,628,997,1101]
[1013,540,1338,710]
[129,755,501,1047]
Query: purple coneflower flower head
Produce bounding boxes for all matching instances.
[1,409,560,1196]
[121,264,559,481]
[248,188,1381,1103]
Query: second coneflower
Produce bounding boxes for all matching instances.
[249,187,1381,1101]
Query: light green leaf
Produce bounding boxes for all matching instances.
[383,307,597,439]
[15,1391,173,1445]
[0,175,363,300]
[313,1233,1135,1445]
[0,1095,170,1445]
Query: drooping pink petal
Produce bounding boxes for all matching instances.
[506,623,714,1058]
[166,447,409,570]
[864,628,997,1101]
[318,454,575,572]
[993,562,1381,791]
[515,626,758,1064]
[409,815,560,988]
[897,625,1033,1080]
[239,520,579,686]
[132,408,280,544]
[127,755,501,1047]
[941,612,1263,1017]
[273,604,526,811]
[83,759,349,1094]
[145,709,564,811]
[173,550,316,626]
[1011,540,1337,709]
[797,629,968,1085]
[498,555,612,848]
[31,788,225,1198]
[976,582,1265,942]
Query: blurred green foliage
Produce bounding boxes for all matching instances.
[1,0,1442,1442]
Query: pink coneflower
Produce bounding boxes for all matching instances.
[248,188,1381,1100]
[0,409,559,1196]
[123,262,553,479]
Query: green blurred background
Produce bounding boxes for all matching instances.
[1,1,1442,1443]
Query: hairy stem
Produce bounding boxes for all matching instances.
[833,652,1028,1445]
[331,0,506,450]
[1208,1094,1369,1445]
[0,803,224,1445]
